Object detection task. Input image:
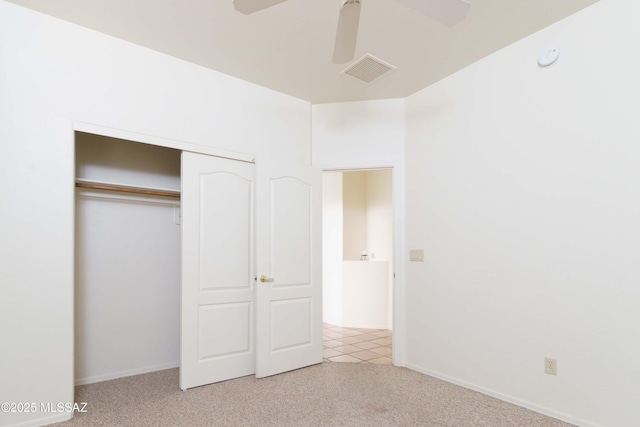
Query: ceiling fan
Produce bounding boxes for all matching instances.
[232,0,471,64]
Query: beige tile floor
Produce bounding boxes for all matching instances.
[323,323,393,365]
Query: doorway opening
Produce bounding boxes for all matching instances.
[74,131,182,386]
[321,169,394,365]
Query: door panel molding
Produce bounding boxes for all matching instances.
[180,152,255,390]
[270,297,313,352]
[269,177,312,288]
[198,302,252,360]
[198,171,254,291]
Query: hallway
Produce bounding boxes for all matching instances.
[323,323,392,365]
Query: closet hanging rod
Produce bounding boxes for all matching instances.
[75,179,181,199]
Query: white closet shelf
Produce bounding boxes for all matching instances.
[75,178,180,199]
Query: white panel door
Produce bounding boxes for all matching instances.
[180,152,255,390]
[255,164,323,378]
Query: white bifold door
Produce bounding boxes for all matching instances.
[180,151,321,390]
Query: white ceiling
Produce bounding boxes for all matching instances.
[7,0,598,104]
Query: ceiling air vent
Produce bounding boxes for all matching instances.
[341,53,396,83]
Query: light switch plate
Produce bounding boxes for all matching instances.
[410,249,424,262]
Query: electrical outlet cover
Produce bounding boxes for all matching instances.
[544,357,557,376]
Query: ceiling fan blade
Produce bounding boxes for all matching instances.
[393,0,470,27]
[233,0,288,15]
[332,0,362,64]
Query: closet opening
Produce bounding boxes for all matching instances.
[74,131,181,386]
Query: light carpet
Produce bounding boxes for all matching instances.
[54,363,573,426]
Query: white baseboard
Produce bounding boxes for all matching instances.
[75,361,179,386]
[339,322,390,330]
[404,363,600,427]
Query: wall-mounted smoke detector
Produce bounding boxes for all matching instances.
[341,53,396,83]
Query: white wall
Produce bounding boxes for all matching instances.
[404,1,640,426]
[75,134,181,385]
[312,99,405,170]
[365,169,393,327]
[342,171,367,260]
[364,169,393,262]
[322,172,343,326]
[342,170,394,263]
[0,2,311,426]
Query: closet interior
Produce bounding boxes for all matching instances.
[74,132,181,385]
